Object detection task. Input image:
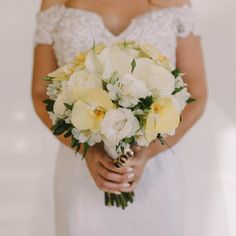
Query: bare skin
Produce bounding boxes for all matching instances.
[32,0,207,194]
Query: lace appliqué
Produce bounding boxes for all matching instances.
[34,4,199,66]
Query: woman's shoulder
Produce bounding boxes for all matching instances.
[40,0,67,11]
[150,0,191,7]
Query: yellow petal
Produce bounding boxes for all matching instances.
[82,88,114,111]
[71,100,96,131]
[145,112,159,143]
[48,64,74,81]
[152,97,180,133]
[71,88,114,133]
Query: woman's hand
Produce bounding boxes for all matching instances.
[85,143,136,194]
[118,145,151,192]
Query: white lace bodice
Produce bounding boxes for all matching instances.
[34,4,198,66]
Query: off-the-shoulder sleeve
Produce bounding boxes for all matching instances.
[34,5,65,45]
[174,5,199,38]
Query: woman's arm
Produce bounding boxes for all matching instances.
[143,35,207,159]
[32,44,75,149]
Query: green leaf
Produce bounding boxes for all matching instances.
[82,142,90,160]
[171,69,181,78]
[51,119,64,131]
[64,103,74,110]
[71,136,79,148]
[172,86,185,95]
[92,39,96,51]
[42,76,54,81]
[135,96,153,110]
[75,143,81,155]
[157,133,165,145]
[52,120,71,136]
[64,126,73,138]
[43,99,55,112]
[131,59,136,73]
[186,97,197,104]
[123,137,135,145]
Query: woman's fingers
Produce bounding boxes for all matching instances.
[96,174,132,192]
[99,153,133,174]
[119,181,138,192]
[98,163,135,183]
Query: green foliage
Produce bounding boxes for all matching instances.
[134,96,153,110]
[71,135,79,148]
[157,133,165,145]
[131,59,136,73]
[171,69,181,78]
[43,99,55,112]
[82,142,90,160]
[123,137,135,145]
[172,86,185,95]
[42,76,54,81]
[186,97,197,104]
[64,126,73,138]
[64,103,74,110]
[51,119,71,136]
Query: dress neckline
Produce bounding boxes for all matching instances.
[39,4,192,38]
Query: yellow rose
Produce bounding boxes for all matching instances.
[145,97,180,142]
[71,88,114,133]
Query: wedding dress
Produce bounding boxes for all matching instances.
[34,4,198,236]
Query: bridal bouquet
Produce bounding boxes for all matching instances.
[43,41,195,209]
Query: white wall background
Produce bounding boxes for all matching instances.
[0,0,235,235]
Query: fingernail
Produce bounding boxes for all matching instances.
[128,173,134,179]
[113,191,121,195]
[122,183,130,188]
[126,167,133,172]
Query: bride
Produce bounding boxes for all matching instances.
[32,0,207,235]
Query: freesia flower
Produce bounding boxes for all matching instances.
[107,73,150,107]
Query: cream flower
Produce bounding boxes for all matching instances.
[71,88,113,133]
[67,69,102,90]
[72,128,102,145]
[48,63,75,81]
[99,45,134,79]
[101,108,140,147]
[133,58,175,97]
[53,83,74,117]
[85,50,104,75]
[145,97,180,143]
[139,43,174,71]
[107,73,151,107]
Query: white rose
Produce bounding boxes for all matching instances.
[133,58,175,97]
[99,45,134,79]
[67,69,102,90]
[107,73,151,107]
[101,108,140,147]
